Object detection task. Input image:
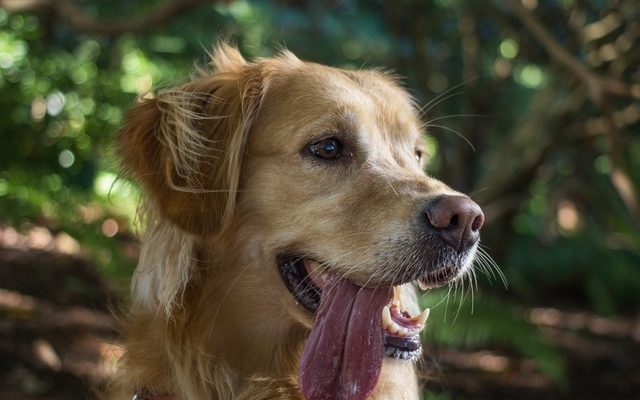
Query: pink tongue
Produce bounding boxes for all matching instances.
[299,276,390,400]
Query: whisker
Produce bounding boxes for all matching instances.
[419,91,463,117]
[477,247,507,288]
[469,268,478,314]
[384,175,400,199]
[424,123,476,152]
[451,276,466,325]
[475,251,496,282]
[418,77,480,116]
[424,113,492,124]
[210,262,252,328]
[467,186,491,198]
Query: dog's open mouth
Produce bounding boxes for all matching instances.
[278,254,454,400]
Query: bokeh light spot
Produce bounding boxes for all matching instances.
[499,38,519,59]
[58,149,75,168]
[31,97,46,121]
[557,200,581,234]
[94,171,117,197]
[46,91,65,116]
[494,58,512,78]
[515,64,546,89]
[101,218,119,238]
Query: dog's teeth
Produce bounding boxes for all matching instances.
[384,301,429,337]
[392,286,401,308]
[417,279,429,291]
[382,306,392,328]
[413,308,431,326]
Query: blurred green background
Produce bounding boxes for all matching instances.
[0,0,639,399]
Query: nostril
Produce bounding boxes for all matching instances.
[449,214,459,228]
[471,213,484,232]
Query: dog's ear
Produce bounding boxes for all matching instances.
[118,44,263,234]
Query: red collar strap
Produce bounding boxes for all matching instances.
[133,388,174,400]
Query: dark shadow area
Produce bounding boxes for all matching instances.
[0,245,120,400]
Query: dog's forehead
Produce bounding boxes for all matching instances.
[264,62,422,144]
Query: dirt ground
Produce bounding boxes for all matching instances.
[1,243,639,400]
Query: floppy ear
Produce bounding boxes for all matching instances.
[118,45,264,235]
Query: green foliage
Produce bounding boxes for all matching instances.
[0,166,138,279]
[506,230,640,315]
[421,290,566,383]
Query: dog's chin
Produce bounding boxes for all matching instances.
[414,242,478,291]
[277,251,473,362]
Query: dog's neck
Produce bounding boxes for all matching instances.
[120,233,420,399]
[121,240,310,398]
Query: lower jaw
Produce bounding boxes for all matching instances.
[383,333,422,360]
[384,344,422,360]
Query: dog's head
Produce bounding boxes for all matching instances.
[119,44,484,399]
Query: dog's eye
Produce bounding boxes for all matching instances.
[415,150,423,162]
[309,138,343,159]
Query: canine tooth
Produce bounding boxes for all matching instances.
[417,279,429,291]
[382,306,392,328]
[392,286,401,308]
[413,308,431,326]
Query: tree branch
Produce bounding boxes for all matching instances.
[506,0,640,224]
[505,0,640,103]
[0,0,218,36]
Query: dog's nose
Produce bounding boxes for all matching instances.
[425,195,484,251]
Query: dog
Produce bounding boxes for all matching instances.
[113,44,484,400]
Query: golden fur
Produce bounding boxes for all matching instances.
[113,44,467,400]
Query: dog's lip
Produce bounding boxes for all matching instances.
[278,255,322,313]
[301,259,328,289]
[277,254,432,360]
[416,264,462,290]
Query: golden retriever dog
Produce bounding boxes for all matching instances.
[113,44,484,400]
